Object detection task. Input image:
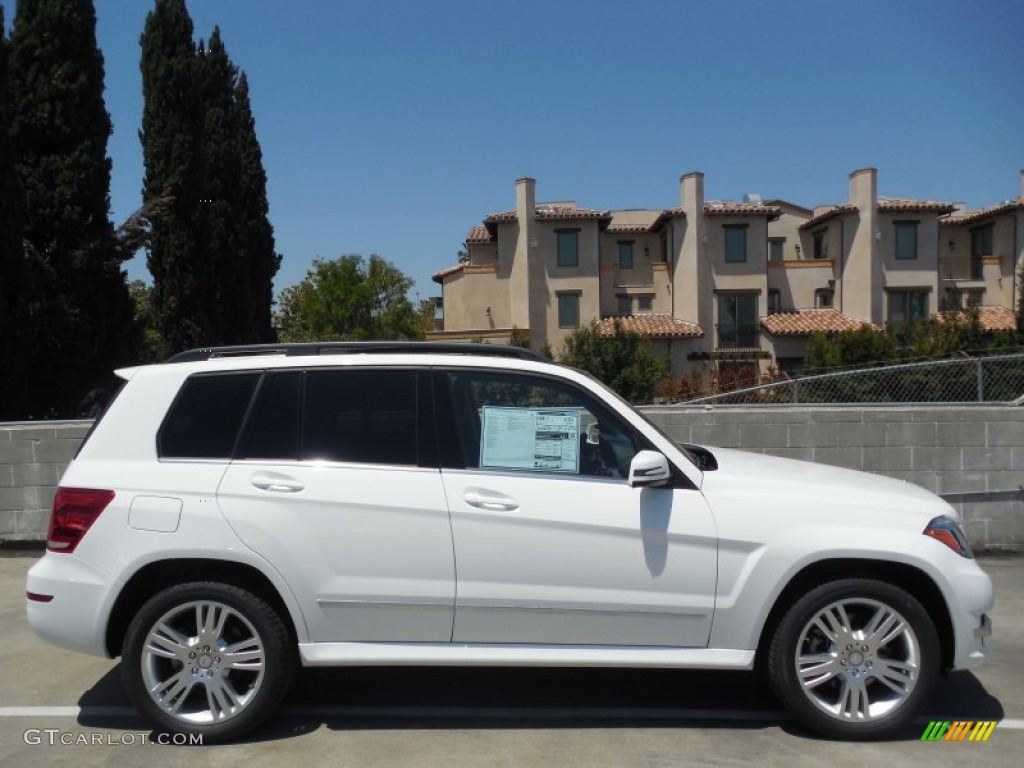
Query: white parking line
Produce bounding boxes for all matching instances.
[0,706,1022,728]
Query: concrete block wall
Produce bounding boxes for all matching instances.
[0,421,91,541]
[1,408,1022,551]
[640,405,1024,552]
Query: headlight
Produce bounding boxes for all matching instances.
[923,516,974,559]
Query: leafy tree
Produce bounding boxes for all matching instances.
[9,0,137,417]
[558,321,669,404]
[141,0,209,353]
[0,5,28,419]
[127,280,163,363]
[195,27,247,343]
[805,325,895,373]
[141,4,279,352]
[277,254,425,342]
[234,72,280,342]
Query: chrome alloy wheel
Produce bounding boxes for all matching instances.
[794,597,920,722]
[141,600,266,725]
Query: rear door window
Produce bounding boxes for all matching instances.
[302,369,418,466]
[158,373,260,459]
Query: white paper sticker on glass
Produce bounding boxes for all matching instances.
[480,407,580,473]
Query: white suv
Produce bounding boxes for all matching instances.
[26,343,993,742]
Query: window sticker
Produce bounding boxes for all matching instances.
[480,407,580,473]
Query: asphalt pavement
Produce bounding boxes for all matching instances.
[1,552,1021,767]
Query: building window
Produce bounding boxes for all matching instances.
[617,295,632,314]
[965,289,984,307]
[894,221,918,260]
[637,295,653,313]
[557,292,581,328]
[769,238,785,261]
[942,288,962,311]
[813,230,827,260]
[717,293,758,348]
[776,357,804,377]
[971,224,993,257]
[888,289,928,327]
[618,241,634,269]
[767,289,781,314]
[557,230,579,267]
[724,225,747,263]
[815,289,834,309]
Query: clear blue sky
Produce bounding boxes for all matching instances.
[4,0,1023,304]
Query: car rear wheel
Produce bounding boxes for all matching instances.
[122,582,295,743]
[767,578,940,739]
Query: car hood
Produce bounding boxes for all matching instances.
[694,445,956,523]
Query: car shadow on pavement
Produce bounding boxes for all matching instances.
[75,664,1003,744]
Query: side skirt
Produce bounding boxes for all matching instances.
[299,643,755,669]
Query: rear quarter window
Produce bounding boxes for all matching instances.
[158,373,260,459]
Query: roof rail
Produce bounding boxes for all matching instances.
[164,342,548,364]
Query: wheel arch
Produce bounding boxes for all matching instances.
[753,558,955,673]
[106,558,301,658]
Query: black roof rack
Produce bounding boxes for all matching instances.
[164,342,547,364]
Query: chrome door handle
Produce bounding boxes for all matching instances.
[251,474,305,493]
[463,491,519,511]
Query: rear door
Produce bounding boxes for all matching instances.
[217,367,455,642]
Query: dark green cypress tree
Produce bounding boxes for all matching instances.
[0,6,29,419]
[140,0,210,353]
[9,0,137,417]
[196,28,249,343]
[235,72,281,342]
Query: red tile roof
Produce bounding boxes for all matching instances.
[484,205,610,223]
[799,204,858,230]
[878,198,956,214]
[977,306,1017,332]
[431,263,464,283]
[595,314,704,339]
[703,201,782,217]
[465,225,492,244]
[940,200,1024,226]
[605,224,653,233]
[760,309,876,336]
[936,306,1017,332]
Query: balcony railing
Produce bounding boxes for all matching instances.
[717,323,760,349]
[939,254,984,281]
[614,264,654,287]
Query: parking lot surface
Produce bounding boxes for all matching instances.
[1,552,1021,766]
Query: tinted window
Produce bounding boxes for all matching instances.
[445,371,637,479]
[238,372,302,460]
[303,370,417,465]
[159,374,260,458]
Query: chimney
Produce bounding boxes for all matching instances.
[516,177,536,224]
[848,167,877,209]
[680,171,704,212]
[511,178,535,333]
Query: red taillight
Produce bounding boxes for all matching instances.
[47,488,115,553]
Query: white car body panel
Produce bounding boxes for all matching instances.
[217,461,455,642]
[441,467,717,646]
[25,351,993,682]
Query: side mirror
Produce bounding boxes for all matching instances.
[628,450,671,488]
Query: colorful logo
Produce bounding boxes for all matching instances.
[920,720,997,742]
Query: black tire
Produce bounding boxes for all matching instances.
[122,581,295,743]
[767,578,940,740]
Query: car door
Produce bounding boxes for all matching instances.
[436,368,718,647]
[217,367,455,643]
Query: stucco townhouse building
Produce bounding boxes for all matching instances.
[428,168,1024,379]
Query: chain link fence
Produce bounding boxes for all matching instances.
[679,353,1024,406]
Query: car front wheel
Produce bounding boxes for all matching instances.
[122,582,295,743]
[767,578,940,739]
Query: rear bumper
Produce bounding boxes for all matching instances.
[26,553,120,658]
